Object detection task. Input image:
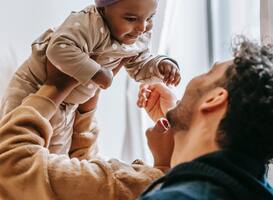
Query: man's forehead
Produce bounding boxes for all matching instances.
[212,59,234,71]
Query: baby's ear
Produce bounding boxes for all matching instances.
[200,87,228,112]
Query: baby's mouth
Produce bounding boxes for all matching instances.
[126,34,139,39]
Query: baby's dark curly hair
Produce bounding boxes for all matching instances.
[218,36,273,164]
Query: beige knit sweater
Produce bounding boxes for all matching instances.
[0,94,163,200]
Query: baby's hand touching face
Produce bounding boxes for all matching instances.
[158,60,181,86]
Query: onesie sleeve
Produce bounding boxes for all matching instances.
[46,10,104,84]
[124,32,179,84]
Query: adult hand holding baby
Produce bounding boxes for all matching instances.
[36,60,79,106]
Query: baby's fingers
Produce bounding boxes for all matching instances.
[172,71,181,86]
[163,67,172,83]
[166,67,177,85]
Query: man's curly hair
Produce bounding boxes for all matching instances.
[218,37,273,164]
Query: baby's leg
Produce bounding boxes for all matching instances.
[69,110,100,160]
[49,102,100,159]
[0,61,39,118]
[69,92,100,160]
[48,103,77,154]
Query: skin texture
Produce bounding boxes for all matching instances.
[138,60,233,168]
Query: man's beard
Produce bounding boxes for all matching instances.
[167,100,195,131]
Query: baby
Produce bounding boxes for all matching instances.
[0,0,181,160]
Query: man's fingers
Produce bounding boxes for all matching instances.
[138,84,153,107]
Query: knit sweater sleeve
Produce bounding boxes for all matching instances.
[0,95,163,200]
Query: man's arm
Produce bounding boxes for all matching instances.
[0,67,163,200]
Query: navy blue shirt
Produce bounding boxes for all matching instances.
[139,151,273,200]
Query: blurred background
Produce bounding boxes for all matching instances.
[0,0,271,182]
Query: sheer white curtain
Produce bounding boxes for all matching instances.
[261,0,273,43]
[209,0,260,61]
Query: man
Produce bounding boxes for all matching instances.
[137,39,273,199]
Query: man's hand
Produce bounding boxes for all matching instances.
[158,60,181,86]
[137,83,177,122]
[45,60,79,90]
[36,60,79,106]
[146,118,174,172]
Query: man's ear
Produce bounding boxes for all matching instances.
[200,88,228,112]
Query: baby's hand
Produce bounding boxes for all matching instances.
[158,60,181,86]
[91,68,113,89]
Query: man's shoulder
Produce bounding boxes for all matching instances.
[140,180,233,200]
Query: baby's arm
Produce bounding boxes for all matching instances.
[125,50,180,85]
[44,9,107,86]
[124,32,180,86]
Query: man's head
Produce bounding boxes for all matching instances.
[167,37,273,165]
[97,0,157,44]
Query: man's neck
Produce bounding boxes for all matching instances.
[171,120,220,167]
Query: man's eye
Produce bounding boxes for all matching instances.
[125,17,137,22]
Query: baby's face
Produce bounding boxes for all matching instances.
[101,0,157,45]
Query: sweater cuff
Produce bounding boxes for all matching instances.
[22,94,57,120]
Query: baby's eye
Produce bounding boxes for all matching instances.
[124,17,137,22]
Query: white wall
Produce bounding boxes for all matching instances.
[0,0,128,159]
